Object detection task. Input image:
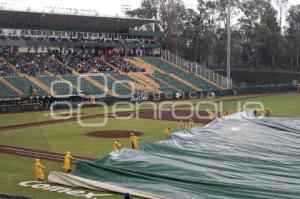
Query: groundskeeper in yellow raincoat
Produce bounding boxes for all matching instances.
[113,138,122,151]
[265,108,272,117]
[227,109,233,115]
[178,120,185,129]
[208,111,214,122]
[130,133,140,149]
[189,119,195,128]
[164,128,171,139]
[63,151,75,172]
[35,159,45,181]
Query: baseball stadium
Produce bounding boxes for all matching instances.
[0,0,300,199]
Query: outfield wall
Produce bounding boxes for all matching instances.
[0,84,297,113]
[0,90,230,113]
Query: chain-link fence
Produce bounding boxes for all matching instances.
[161,49,232,89]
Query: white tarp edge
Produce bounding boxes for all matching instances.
[48,171,170,199]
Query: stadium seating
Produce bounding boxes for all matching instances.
[127,72,161,93]
[0,52,222,99]
[91,74,131,96]
[142,57,220,91]
[152,73,192,92]
[62,74,107,96]
[126,58,155,73]
[4,75,46,96]
[0,78,18,97]
[147,74,178,93]
[35,72,74,96]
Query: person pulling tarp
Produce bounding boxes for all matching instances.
[113,138,122,152]
[63,151,76,173]
[163,128,171,139]
[34,159,45,181]
[178,120,185,129]
[189,119,195,128]
[130,133,140,149]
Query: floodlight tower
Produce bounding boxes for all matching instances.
[226,0,231,89]
[122,4,131,16]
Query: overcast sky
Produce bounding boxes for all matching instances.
[0,0,299,18]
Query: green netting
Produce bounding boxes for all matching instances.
[73,111,300,199]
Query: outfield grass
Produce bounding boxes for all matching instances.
[0,92,299,199]
[0,106,106,127]
[0,154,126,199]
[0,118,179,158]
[185,92,300,117]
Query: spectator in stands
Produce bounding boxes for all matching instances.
[0,63,14,76]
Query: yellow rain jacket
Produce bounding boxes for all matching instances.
[113,139,122,151]
[164,128,171,139]
[208,112,214,121]
[35,159,45,181]
[265,108,272,117]
[178,120,185,129]
[189,120,195,128]
[63,151,75,171]
[130,134,140,149]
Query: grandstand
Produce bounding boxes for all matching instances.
[0,9,227,111]
[1,2,300,199]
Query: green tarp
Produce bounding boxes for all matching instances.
[73,111,300,199]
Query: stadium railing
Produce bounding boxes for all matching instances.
[161,49,232,89]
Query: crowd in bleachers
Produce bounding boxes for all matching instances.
[0,51,144,77]
[57,52,112,73]
[0,60,15,76]
[1,52,71,76]
[107,54,143,73]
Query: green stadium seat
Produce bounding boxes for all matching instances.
[142,57,220,91]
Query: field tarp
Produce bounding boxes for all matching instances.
[49,111,300,199]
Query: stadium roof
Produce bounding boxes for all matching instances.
[0,10,158,32]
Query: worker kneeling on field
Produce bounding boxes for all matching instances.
[130,133,140,149]
[63,151,76,173]
[164,128,171,139]
[189,119,195,128]
[265,108,272,117]
[113,138,122,152]
[35,159,45,181]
